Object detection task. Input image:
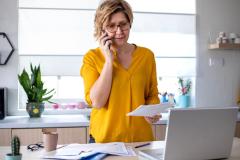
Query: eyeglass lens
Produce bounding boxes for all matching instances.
[106,22,130,33]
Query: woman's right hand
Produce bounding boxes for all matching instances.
[99,31,114,62]
[144,114,162,124]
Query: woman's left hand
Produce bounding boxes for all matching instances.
[144,114,162,124]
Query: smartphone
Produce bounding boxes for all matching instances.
[102,30,117,56]
[102,30,111,50]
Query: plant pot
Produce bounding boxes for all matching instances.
[26,102,44,118]
[5,153,22,160]
[178,95,190,108]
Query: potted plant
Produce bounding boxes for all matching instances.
[177,77,192,108]
[5,136,22,160]
[18,63,55,118]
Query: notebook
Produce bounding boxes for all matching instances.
[139,107,238,160]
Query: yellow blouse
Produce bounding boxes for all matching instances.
[80,45,160,143]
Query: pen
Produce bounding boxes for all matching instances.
[56,144,68,150]
[134,142,151,148]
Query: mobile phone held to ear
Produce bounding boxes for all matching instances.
[102,30,117,56]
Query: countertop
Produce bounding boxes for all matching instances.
[0,115,90,128]
[0,112,239,129]
[0,113,168,129]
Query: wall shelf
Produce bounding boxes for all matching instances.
[209,43,240,50]
[0,32,14,65]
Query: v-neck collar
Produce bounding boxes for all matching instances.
[114,44,138,73]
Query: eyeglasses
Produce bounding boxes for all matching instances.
[27,142,44,151]
[105,22,130,33]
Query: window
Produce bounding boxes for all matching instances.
[128,12,196,104]
[18,0,196,115]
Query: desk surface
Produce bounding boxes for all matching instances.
[1,138,240,160]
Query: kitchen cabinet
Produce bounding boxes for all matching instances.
[0,129,11,146]
[12,129,42,146]
[1,122,240,146]
[11,128,87,146]
[154,125,167,140]
[57,128,87,144]
[86,127,90,143]
[86,126,157,143]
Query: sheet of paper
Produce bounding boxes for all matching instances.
[126,146,137,156]
[43,152,107,160]
[42,142,134,159]
[127,103,173,117]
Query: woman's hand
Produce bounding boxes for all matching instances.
[90,31,115,108]
[145,114,162,124]
[99,31,114,62]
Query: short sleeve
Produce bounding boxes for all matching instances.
[80,52,100,106]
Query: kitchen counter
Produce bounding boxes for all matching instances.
[0,112,239,129]
[0,113,168,129]
[0,115,90,128]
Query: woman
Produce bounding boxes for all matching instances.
[80,0,160,143]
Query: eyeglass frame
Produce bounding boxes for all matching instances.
[105,21,131,33]
[27,142,44,151]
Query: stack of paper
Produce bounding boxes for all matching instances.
[42,142,136,160]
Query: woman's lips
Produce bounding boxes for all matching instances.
[114,37,124,40]
[114,35,125,39]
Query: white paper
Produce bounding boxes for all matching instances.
[127,103,173,117]
[42,142,135,159]
[42,151,100,160]
[56,142,128,155]
[126,146,137,156]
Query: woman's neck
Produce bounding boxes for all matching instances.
[116,43,133,55]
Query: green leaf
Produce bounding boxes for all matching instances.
[45,88,55,95]
[18,69,31,94]
[42,95,54,102]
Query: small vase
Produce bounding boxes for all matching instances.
[26,102,44,118]
[5,153,22,160]
[178,95,190,108]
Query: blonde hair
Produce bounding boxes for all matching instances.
[94,0,133,40]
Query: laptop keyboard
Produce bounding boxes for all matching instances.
[139,148,164,160]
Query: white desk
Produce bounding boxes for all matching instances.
[1,138,240,160]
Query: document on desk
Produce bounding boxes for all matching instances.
[42,142,136,159]
[127,103,173,117]
[43,152,107,160]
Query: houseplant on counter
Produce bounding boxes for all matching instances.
[18,63,55,118]
[5,136,22,160]
[177,77,192,108]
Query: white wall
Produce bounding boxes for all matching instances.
[0,0,240,116]
[196,0,240,107]
[0,0,19,115]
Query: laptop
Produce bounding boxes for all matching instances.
[139,107,238,160]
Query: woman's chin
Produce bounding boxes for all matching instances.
[114,41,127,48]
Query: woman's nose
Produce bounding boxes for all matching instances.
[115,26,124,34]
